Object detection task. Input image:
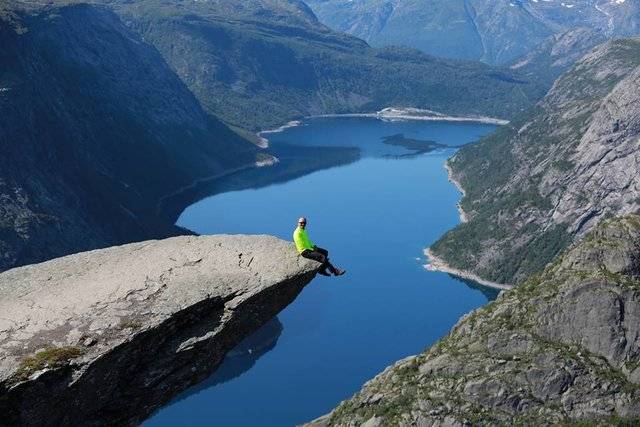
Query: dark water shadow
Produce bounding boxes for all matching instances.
[382,133,446,151]
[167,317,285,406]
[158,130,471,226]
[158,144,361,225]
[451,275,501,301]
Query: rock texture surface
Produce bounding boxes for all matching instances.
[308,215,640,426]
[0,235,318,426]
[431,37,640,285]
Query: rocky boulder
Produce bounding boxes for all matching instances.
[0,235,318,426]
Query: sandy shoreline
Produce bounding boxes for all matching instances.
[256,120,303,147]
[424,248,512,291]
[424,144,514,291]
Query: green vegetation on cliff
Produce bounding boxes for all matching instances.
[431,37,640,285]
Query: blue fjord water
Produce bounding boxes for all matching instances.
[146,117,498,426]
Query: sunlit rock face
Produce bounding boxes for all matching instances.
[0,234,319,426]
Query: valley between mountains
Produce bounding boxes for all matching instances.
[1,1,640,426]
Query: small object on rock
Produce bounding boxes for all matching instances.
[83,337,97,347]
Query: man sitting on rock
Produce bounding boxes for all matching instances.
[293,217,345,277]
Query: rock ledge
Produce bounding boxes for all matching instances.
[0,234,318,426]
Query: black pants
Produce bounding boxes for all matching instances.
[301,246,337,274]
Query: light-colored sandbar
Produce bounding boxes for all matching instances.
[424,248,513,290]
[310,107,509,125]
[257,107,509,146]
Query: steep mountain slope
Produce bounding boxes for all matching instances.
[508,27,607,89]
[307,0,640,64]
[0,2,257,271]
[309,215,640,426]
[430,37,640,285]
[105,0,545,131]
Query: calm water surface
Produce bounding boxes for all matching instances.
[146,118,498,426]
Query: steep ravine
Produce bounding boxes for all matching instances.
[308,215,640,426]
[0,235,319,426]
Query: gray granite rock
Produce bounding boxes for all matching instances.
[308,216,640,426]
[0,234,319,426]
[431,37,640,285]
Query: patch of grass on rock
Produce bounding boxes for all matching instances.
[14,346,84,382]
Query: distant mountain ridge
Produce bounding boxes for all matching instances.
[306,0,640,64]
[507,27,607,88]
[107,0,546,131]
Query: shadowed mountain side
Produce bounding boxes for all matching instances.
[0,2,257,271]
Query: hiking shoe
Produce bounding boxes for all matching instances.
[318,270,331,276]
[333,268,346,276]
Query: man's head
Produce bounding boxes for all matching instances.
[298,217,307,229]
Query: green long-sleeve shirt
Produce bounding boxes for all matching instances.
[293,226,314,254]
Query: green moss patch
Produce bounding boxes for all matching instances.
[14,346,84,382]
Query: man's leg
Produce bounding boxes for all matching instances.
[312,247,338,275]
[301,249,332,275]
[315,247,329,257]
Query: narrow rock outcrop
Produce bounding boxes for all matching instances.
[0,235,318,426]
[309,215,640,426]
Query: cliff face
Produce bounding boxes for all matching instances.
[0,2,257,271]
[0,234,318,426]
[308,215,640,426]
[431,37,640,285]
